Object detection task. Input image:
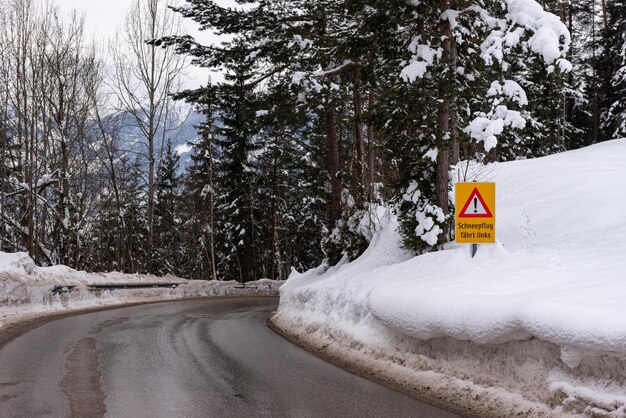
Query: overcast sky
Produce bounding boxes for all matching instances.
[50,0,235,87]
[52,0,133,42]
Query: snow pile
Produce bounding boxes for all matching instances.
[0,252,38,276]
[274,139,626,417]
[0,252,281,328]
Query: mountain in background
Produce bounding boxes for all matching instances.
[104,103,205,174]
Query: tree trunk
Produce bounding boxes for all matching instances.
[367,89,376,201]
[591,0,600,143]
[352,66,365,193]
[436,0,457,241]
[324,106,342,222]
[450,108,460,165]
[146,5,158,274]
[0,97,6,251]
[269,160,277,280]
[248,182,257,281]
[600,0,608,32]
[205,129,217,281]
[111,0,185,272]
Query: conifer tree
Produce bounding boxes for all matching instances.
[212,45,264,282]
[178,85,219,280]
[88,156,148,273]
[153,139,182,275]
[122,158,150,273]
[394,0,570,251]
[256,83,326,278]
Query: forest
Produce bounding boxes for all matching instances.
[0,0,624,282]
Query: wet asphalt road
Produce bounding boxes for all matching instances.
[0,298,462,418]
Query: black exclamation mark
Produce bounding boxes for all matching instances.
[473,197,478,213]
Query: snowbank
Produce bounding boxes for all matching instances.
[0,252,281,329]
[273,139,626,417]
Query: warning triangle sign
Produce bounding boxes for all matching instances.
[459,187,493,218]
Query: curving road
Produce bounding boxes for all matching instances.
[0,298,462,417]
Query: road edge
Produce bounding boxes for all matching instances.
[268,314,563,418]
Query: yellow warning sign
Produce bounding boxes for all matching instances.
[455,182,495,244]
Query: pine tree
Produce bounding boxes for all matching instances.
[153,139,182,275]
[122,158,150,273]
[86,156,148,273]
[256,83,326,278]
[392,0,571,252]
[87,194,124,272]
[160,1,336,275]
[177,85,219,280]
[212,45,264,282]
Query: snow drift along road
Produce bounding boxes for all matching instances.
[274,139,626,418]
[0,251,280,330]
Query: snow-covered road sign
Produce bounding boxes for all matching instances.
[455,182,495,243]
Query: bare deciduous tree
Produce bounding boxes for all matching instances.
[109,0,186,272]
[0,0,103,266]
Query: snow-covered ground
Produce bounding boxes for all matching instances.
[0,251,280,330]
[272,139,626,418]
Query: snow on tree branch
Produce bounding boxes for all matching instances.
[503,0,570,64]
[466,106,526,152]
[400,40,441,82]
[400,0,572,152]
